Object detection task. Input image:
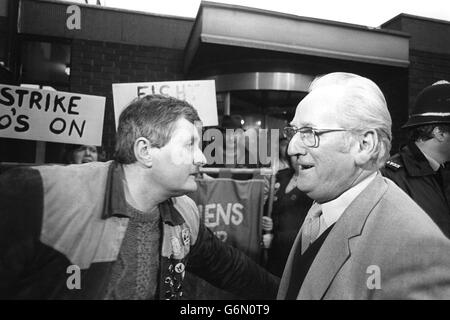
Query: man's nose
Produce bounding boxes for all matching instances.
[194,147,207,166]
[287,134,307,156]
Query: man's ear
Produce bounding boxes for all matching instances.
[353,130,377,166]
[134,137,154,167]
[432,127,446,142]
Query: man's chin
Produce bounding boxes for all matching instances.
[297,183,317,199]
[186,181,198,193]
[173,182,198,197]
[296,181,311,193]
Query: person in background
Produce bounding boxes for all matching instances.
[205,114,257,180]
[276,137,290,172]
[0,94,279,300]
[263,148,313,277]
[381,81,450,237]
[62,144,104,164]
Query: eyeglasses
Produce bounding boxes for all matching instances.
[283,126,350,148]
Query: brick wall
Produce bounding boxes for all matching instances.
[0,17,8,63]
[382,15,450,114]
[377,70,409,151]
[409,49,450,110]
[69,39,185,158]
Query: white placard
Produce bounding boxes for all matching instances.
[112,80,218,129]
[0,84,105,145]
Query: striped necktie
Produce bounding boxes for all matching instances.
[301,202,323,254]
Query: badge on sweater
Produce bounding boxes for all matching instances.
[181,228,190,246]
[171,236,182,258]
[175,262,185,273]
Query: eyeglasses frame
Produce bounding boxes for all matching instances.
[283,126,351,148]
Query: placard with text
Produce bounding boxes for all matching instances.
[112,80,218,129]
[0,84,105,145]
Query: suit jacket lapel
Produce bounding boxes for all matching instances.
[297,173,388,299]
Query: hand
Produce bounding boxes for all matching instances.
[263,177,280,203]
[261,216,273,232]
[262,233,274,249]
[273,182,280,202]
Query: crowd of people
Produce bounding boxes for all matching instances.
[1,72,450,299]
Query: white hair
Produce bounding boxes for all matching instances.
[432,80,450,85]
[309,72,392,169]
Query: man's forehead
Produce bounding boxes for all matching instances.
[291,88,340,126]
[172,118,201,138]
[290,95,316,127]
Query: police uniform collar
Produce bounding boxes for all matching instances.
[401,142,436,177]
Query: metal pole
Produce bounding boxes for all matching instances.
[224,91,231,115]
[35,141,46,164]
[261,166,276,267]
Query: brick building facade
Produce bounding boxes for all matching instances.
[1,0,450,164]
[382,14,450,111]
[70,39,186,153]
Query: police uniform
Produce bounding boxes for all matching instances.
[381,81,450,238]
[381,142,450,237]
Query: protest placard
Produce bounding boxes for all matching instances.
[112,80,218,128]
[0,84,105,145]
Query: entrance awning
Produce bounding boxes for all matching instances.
[184,1,410,73]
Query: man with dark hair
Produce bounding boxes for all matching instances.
[0,94,279,299]
[381,81,450,237]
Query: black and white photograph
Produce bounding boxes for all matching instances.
[1,0,450,310]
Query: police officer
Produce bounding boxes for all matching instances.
[381,81,450,237]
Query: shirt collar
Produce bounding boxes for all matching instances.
[320,171,378,230]
[102,161,185,226]
[419,147,441,172]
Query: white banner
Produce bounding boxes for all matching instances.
[112,80,218,129]
[0,84,105,145]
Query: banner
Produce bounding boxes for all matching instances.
[191,178,264,259]
[185,178,265,299]
[0,84,105,145]
[112,80,218,129]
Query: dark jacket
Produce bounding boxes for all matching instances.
[0,161,279,299]
[381,142,450,237]
[265,168,312,277]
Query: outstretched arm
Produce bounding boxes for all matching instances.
[187,223,280,299]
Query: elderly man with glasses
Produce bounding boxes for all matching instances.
[277,72,450,300]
